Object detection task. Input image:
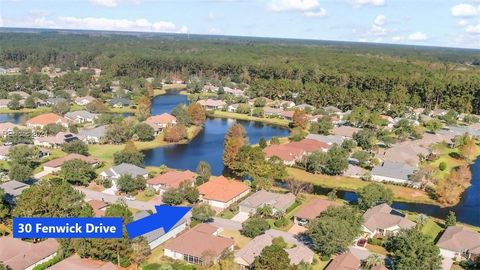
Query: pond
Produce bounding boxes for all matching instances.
[0,113,26,124]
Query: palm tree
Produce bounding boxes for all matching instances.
[364,254,384,270]
[416,214,428,229]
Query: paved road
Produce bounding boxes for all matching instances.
[210,217,242,230]
[75,187,157,211]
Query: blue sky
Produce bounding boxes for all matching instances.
[1,0,480,49]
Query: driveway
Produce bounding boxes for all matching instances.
[75,187,157,211]
[210,217,242,231]
[231,212,249,223]
[33,170,50,180]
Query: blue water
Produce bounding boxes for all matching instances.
[151,91,188,115]
[0,113,25,124]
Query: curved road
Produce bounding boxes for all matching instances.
[75,187,157,211]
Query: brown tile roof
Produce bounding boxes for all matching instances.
[239,190,296,212]
[198,176,249,202]
[26,113,70,126]
[363,203,416,233]
[48,254,118,270]
[287,139,330,152]
[43,153,99,168]
[294,198,339,221]
[436,226,480,253]
[87,199,109,217]
[325,252,361,270]
[164,223,234,260]
[263,144,304,162]
[145,113,176,126]
[371,265,388,270]
[0,237,59,270]
[147,170,196,189]
[332,126,361,138]
[197,99,226,107]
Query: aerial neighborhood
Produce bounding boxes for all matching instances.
[0,30,479,270]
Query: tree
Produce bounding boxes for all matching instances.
[307,206,363,256]
[133,123,155,141]
[117,174,146,194]
[187,103,206,126]
[4,127,33,145]
[364,254,384,270]
[353,129,377,150]
[254,98,266,107]
[259,137,267,149]
[172,104,191,126]
[13,178,92,217]
[252,238,293,270]
[357,183,394,210]
[0,188,10,223]
[44,123,66,135]
[445,211,457,227]
[351,150,372,168]
[52,101,71,115]
[162,189,184,205]
[62,140,89,155]
[424,119,442,134]
[191,204,215,223]
[223,123,246,169]
[292,109,307,129]
[60,159,96,185]
[106,121,132,144]
[323,145,348,175]
[164,124,187,142]
[459,137,476,160]
[196,161,211,184]
[113,150,144,167]
[241,217,270,238]
[7,94,21,110]
[236,103,251,114]
[8,163,32,182]
[310,116,333,135]
[270,136,280,145]
[136,96,151,121]
[443,110,458,125]
[385,229,442,270]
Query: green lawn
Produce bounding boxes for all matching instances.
[212,110,290,128]
[287,168,436,205]
[135,190,155,202]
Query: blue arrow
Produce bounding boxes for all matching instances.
[126,205,191,239]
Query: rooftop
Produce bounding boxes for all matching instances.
[43,153,99,168]
[198,176,249,202]
[436,226,480,253]
[363,203,416,233]
[0,237,59,270]
[239,190,295,212]
[294,198,338,221]
[147,170,196,189]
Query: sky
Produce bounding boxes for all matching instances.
[0,0,480,49]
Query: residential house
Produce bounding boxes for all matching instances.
[239,190,296,215]
[34,132,79,148]
[48,254,118,270]
[344,164,366,178]
[332,126,361,138]
[0,180,29,203]
[197,99,226,111]
[163,223,234,266]
[0,122,26,137]
[65,110,98,124]
[295,103,315,111]
[263,144,304,166]
[362,203,415,238]
[325,251,361,270]
[279,100,295,109]
[293,198,338,226]
[26,113,70,128]
[87,200,109,217]
[78,125,108,144]
[376,141,429,167]
[234,234,314,268]
[108,98,130,108]
[263,106,284,117]
[198,176,250,209]
[371,161,416,185]
[133,209,190,249]
[100,163,149,192]
[281,110,295,120]
[306,134,345,146]
[223,87,245,97]
[0,237,59,270]
[0,145,10,160]
[0,99,10,108]
[227,103,239,112]
[64,89,77,98]
[145,113,177,134]
[9,91,30,99]
[436,226,480,263]
[37,90,54,98]
[287,138,330,153]
[42,153,100,174]
[74,96,97,106]
[147,170,196,194]
[46,97,67,106]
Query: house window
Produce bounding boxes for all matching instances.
[183,254,203,265]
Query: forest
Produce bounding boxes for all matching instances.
[1,29,480,113]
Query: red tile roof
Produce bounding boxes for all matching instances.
[147,170,196,189]
[325,252,360,270]
[87,199,109,217]
[43,153,99,168]
[198,176,249,202]
[294,198,338,221]
[263,144,304,162]
[287,139,330,152]
[0,237,59,270]
[26,113,70,126]
[164,224,234,261]
[145,113,176,125]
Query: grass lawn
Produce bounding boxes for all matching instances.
[163,83,187,90]
[0,107,51,114]
[287,168,436,205]
[406,212,444,241]
[425,143,475,179]
[135,190,155,202]
[366,244,388,255]
[212,110,290,128]
[314,257,330,270]
[153,89,166,96]
[219,229,251,249]
[219,209,236,219]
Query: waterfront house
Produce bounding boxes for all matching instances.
[8,91,30,99]
[65,110,98,124]
[436,226,480,263]
[108,98,130,108]
[239,190,296,215]
[371,161,416,185]
[46,97,68,106]
[26,113,70,128]
[78,125,108,144]
[362,203,415,238]
[34,132,79,148]
[147,170,196,194]
[145,113,177,134]
[198,176,250,209]
[74,96,97,106]
[197,99,226,111]
[0,99,10,108]
[163,223,234,266]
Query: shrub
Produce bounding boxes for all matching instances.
[439,161,447,171]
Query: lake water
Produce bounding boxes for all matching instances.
[144,91,289,174]
[0,113,25,124]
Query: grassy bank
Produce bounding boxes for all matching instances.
[212,110,290,128]
[287,168,436,205]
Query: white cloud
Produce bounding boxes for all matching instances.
[466,24,480,34]
[267,0,327,17]
[408,31,428,41]
[3,15,188,33]
[90,0,121,7]
[451,3,478,17]
[373,14,386,26]
[351,0,385,8]
[458,19,469,26]
[391,36,404,42]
